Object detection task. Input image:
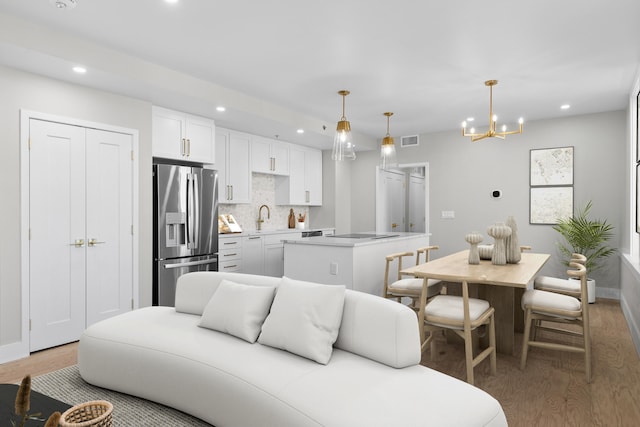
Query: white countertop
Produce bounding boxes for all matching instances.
[282,232,429,247]
[219,228,332,238]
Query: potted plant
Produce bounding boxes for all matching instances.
[552,200,616,303]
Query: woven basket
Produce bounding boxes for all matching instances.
[59,400,113,427]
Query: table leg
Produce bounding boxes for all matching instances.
[478,285,515,355]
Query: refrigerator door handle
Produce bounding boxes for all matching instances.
[163,258,218,269]
[186,173,195,249]
[193,172,200,249]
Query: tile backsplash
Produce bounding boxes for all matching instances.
[219,173,310,232]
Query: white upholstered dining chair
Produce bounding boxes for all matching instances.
[520,261,592,382]
[533,253,587,298]
[383,246,443,350]
[422,280,497,386]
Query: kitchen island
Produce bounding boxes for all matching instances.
[282,232,430,296]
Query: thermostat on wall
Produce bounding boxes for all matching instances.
[491,190,502,199]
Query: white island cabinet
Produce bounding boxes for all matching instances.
[283,232,430,297]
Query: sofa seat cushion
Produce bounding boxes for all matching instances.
[79,306,507,427]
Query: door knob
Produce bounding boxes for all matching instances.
[88,238,106,247]
[69,239,84,247]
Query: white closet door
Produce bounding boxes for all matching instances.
[85,129,133,325]
[379,169,406,232]
[409,175,425,233]
[29,119,87,352]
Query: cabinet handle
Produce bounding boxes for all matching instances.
[248,236,261,240]
[305,190,310,203]
[230,185,234,200]
[271,157,275,171]
[223,253,238,257]
[391,223,398,229]
[187,139,191,156]
[181,138,186,156]
[223,241,238,246]
[223,264,238,269]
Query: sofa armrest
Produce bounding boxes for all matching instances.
[335,291,421,368]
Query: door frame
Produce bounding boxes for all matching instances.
[375,162,430,235]
[18,109,139,360]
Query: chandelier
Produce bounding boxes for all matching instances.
[331,90,356,161]
[461,80,523,142]
[380,112,398,170]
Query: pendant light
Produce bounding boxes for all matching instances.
[380,112,398,170]
[332,90,356,161]
[461,80,524,142]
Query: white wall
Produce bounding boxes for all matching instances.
[0,65,153,358]
[347,111,626,295]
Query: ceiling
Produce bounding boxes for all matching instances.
[1,0,639,151]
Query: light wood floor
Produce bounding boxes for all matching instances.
[1,300,638,426]
[421,298,640,426]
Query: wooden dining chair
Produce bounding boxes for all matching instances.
[520,261,592,382]
[422,280,497,385]
[533,253,587,298]
[383,246,443,350]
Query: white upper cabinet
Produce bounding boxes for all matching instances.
[215,128,251,204]
[152,106,215,164]
[251,137,289,175]
[275,145,322,206]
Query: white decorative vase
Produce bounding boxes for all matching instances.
[465,232,484,264]
[478,244,494,260]
[505,216,521,264]
[487,222,512,265]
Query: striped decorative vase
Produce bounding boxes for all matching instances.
[465,232,484,264]
[505,216,521,264]
[487,222,512,265]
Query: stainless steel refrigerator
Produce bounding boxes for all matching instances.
[153,163,218,306]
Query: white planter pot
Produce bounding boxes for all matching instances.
[570,277,596,303]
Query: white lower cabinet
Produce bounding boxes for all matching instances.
[242,235,264,274]
[224,232,302,277]
[218,236,242,272]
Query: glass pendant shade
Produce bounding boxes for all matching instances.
[379,112,398,169]
[380,136,397,169]
[332,119,356,161]
[332,90,356,161]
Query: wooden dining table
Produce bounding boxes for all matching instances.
[401,250,550,355]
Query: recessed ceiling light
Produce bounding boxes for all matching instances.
[50,0,77,9]
[561,104,571,110]
[165,0,179,4]
[297,129,304,134]
[216,106,226,112]
[72,66,87,74]
[466,117,475,122]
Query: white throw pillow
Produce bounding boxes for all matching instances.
[258,276,346,364]
[198,279,276,343]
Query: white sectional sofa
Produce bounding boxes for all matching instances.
[78,271,507,427]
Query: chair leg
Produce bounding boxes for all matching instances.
[464,325,475,385]
[520,308,533,370]
[583,319,592,383]
[489,313,497,376]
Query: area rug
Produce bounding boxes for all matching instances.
[31,366,212,426]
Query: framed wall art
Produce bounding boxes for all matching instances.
[530,146,574,225]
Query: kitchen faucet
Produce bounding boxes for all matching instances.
[257,204,270,230]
